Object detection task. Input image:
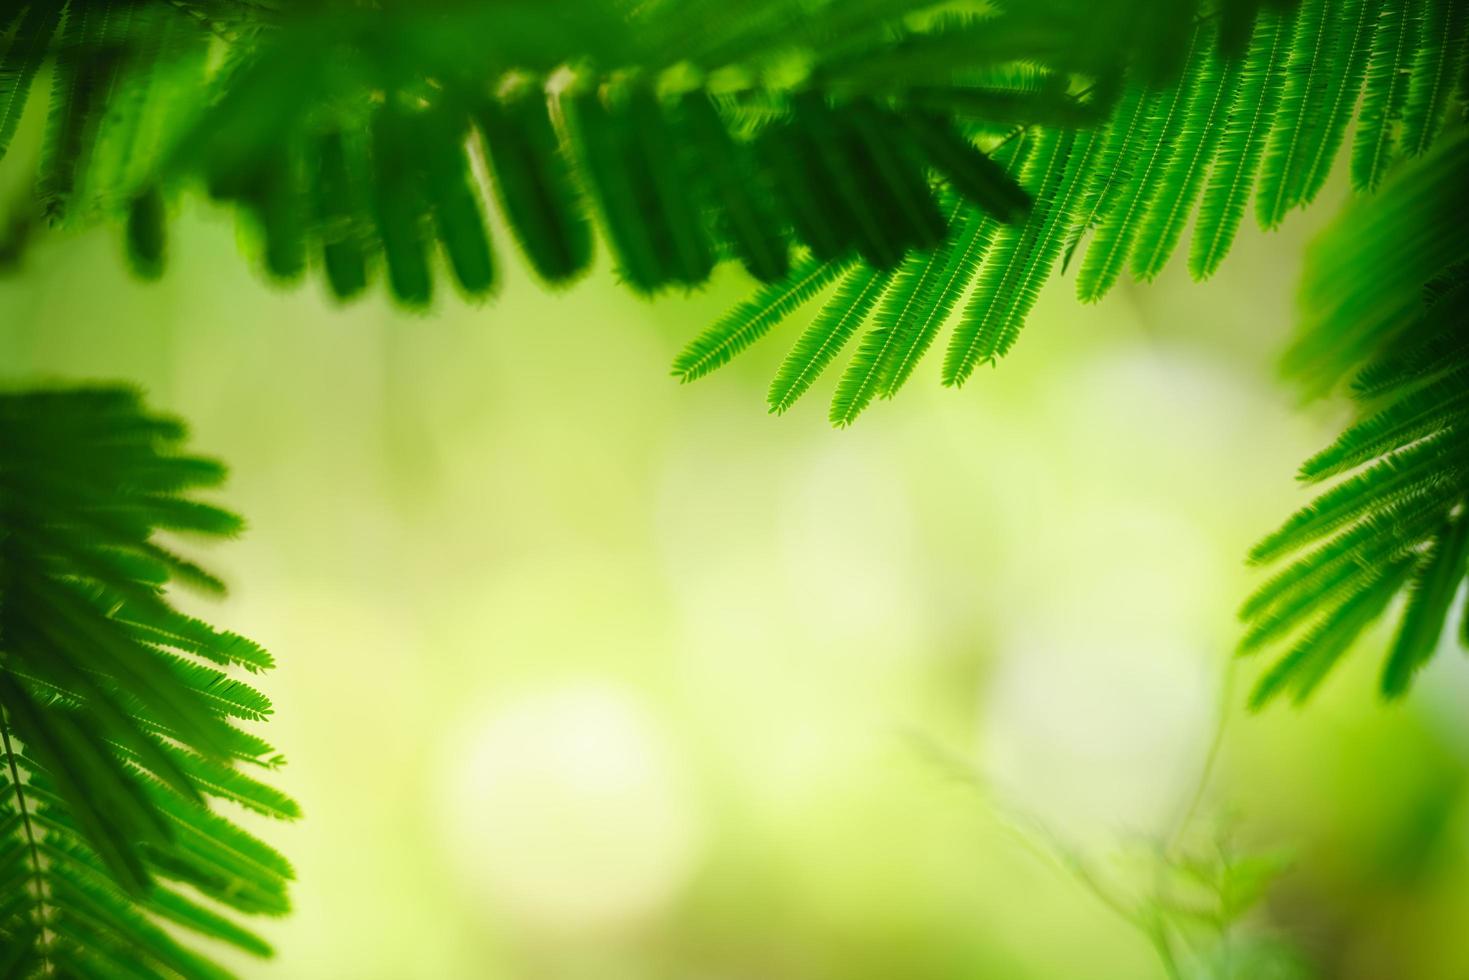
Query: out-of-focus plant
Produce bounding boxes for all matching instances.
[917,666,1313,980]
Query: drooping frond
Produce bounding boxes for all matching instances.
[1241,127,1469,705]
[672,130,1033,422]
[1077,24,1212,301]
[1400,0,1469,157]
[5,0,1467,434]
[1351,0,1417,191]
[1254,0,1342,229]
[1131,32,1240,282]
[683,0,1469,424]
[1284,123,1469,391]
[671,252,854,382]
[769,264,891,418]
[840,135,1035,419]
[4,0,1191,302]
[1191,4,1294,279]
[0,1,63,164]
[0,386,298,977]
[946,126,1077,383]
[975,127,1101,360]
[22,0,1431,313]
[875,190,1010,400]
[1296,0,1381,207]
[1062,82,1152,276]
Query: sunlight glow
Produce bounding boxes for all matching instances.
[435,683,702,937]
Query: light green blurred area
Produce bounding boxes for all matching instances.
[3,178,1468,979]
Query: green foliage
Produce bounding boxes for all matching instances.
[1241,129,1469,705]
[1193,5,1294,278]
[948,127,1078,382]
[14,0,1404,310]
[681,0,1469,424]
[1,0,1210,303]
[773,263,892,419]
[0,387,297,977]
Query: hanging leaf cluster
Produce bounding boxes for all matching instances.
[0,0,1246,304]
[679,0,1469,425]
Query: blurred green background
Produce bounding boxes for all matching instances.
[3,166,1468,979]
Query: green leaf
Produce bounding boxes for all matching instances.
[38,0,126,220]
[673,252,853,382]
[475,82,593,284]
[1296,0,1382,205]
[1256,0,1339,228]
[876,196,1004,399]
[676,91,789,283]
[1300,365,1469,480]
[768,264,892,416]
[946,126,1075,382]
[1352,0,1420,191]
[370,106,435,308]
[310,129,373,301]
[418,113,496,297]
[1401,0,1469,157]
[1063,81,1150,275]
[899,111,1032,224]
[1249,556,1415,706]
[1131,30,1240,281]
[1078,23,1210,300]
[1382,509,1469,695]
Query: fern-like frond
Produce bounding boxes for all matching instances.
[1350,280,1469,393]
[1240,487,1448,645]
[1247,428,1467,564]
[0,386,297,976]
[571,82,717,291]
[1190,4,1294,279]
[945,126,1076,383]
[677,131,1036,419]
[876,195,1005,400]
[369,106,434,307]
[0,1,63,163]
[1401,0,1469,157]
[1296,0,1381,206]
[675,91,789,283]
[1299,365,1469,480]
[1078,23,1210,301]
[1131,30,1240,282]
[1381,508,1469,694]
[766,264,891,417]
[1255,0,1340,228]
[1247,556,1415,705]
[309,129,372,301]
[1061,82,1151,276]
[1351,0,1419,191]
[1242,127,1469,704]
[671,252,853,382]
[12,0,1162,303]
[685,1,1465,425]
[6,0,1465,442]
